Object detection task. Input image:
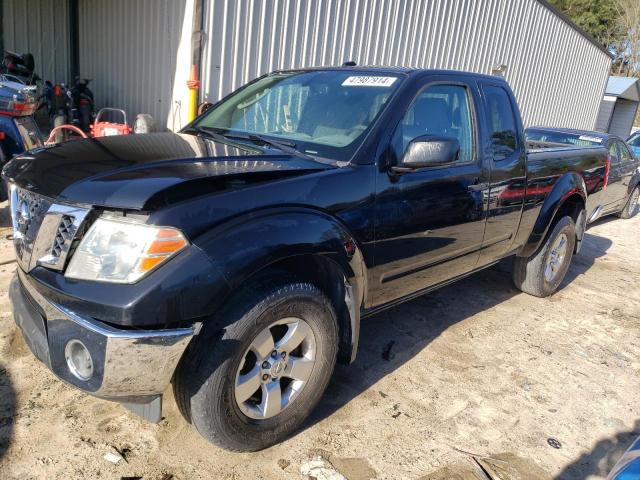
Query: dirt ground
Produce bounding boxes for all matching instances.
[0,204,638,480]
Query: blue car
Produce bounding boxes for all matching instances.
[609,437,640,479]
[627,131,640,158]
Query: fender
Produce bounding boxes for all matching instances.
[517,172,586,258]
[193,206,368,363]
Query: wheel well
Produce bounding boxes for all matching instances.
[248,255,355,365]
[553,193,584,227]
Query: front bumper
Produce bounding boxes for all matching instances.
[10,268,194,417]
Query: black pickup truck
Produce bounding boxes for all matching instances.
[4,67,616,451]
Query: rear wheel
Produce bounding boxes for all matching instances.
[173,281,338,452]
[513,216,576,297]
[617,186,639,219]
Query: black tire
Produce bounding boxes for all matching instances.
[173,281,339,452]
[512,216,576,298]
[617,186,639,219]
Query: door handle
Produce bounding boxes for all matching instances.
[467,178,485,192]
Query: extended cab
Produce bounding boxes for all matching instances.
[4,68,611,451]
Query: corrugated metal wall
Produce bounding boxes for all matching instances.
[2,0,612,131]
[77,0,187,126]
[201,0,611,131]
[1,0,70,84]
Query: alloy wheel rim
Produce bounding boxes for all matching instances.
[545,233,568,283]
[234,317,316,420]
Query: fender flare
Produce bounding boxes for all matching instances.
[517,172,587,258]
[193,207,368,363]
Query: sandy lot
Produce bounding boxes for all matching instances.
[0,205,638,480]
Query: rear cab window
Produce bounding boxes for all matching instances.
[483,85,519,160]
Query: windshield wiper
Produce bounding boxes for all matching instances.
[183,125,231,144]
[246,134,317,162]
[201,127,317,162]
[186,126,318,162]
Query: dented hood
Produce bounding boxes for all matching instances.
[2,132,331,210]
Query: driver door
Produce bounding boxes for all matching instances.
[370,77,489,307]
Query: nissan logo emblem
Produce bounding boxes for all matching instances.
[16,199,31,234]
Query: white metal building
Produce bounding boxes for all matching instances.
[595,76,640,139]
[2,0,612,132]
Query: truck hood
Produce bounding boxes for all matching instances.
[2,132,332,210]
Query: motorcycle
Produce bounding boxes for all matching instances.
[45,82,73,143]
[0,78,43,200]
[1,51,39,85]
[45,78,95,139]
[70,77,95,133]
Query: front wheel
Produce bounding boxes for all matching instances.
[173,281,339,452]
[513,216,576,298]
[617,186,639,219]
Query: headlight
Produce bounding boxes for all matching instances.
[65,217,188,283]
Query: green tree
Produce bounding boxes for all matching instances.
[547,0,620,48]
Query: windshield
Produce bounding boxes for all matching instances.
[192,71,402,161]
[526,129,603,147]
[628,133,640,147]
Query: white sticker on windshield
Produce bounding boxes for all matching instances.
[342,76,397,87]
[578,135,603,143]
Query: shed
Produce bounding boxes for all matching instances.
[595,76,640,139]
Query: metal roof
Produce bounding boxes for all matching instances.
[605,76,640,101]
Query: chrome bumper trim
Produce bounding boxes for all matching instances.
[12,268,194,398]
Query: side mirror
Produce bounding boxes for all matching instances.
[392,136,460,173]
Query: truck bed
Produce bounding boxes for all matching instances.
[515,144,608,242]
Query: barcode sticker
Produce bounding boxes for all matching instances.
[342,76,397,87]
[578,135,602,143]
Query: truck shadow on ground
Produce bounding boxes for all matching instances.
[556,419,640,479]
[304,230,612,434]
[561,227,613,287]
[0,202,10,229]
[0,362,16,460]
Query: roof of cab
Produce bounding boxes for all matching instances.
[273,65,508,83]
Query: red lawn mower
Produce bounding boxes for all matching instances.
[46,107,131,145]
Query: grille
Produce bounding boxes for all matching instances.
[10,187,53,272]
[10,186,91,272]
[51,215,74,258]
